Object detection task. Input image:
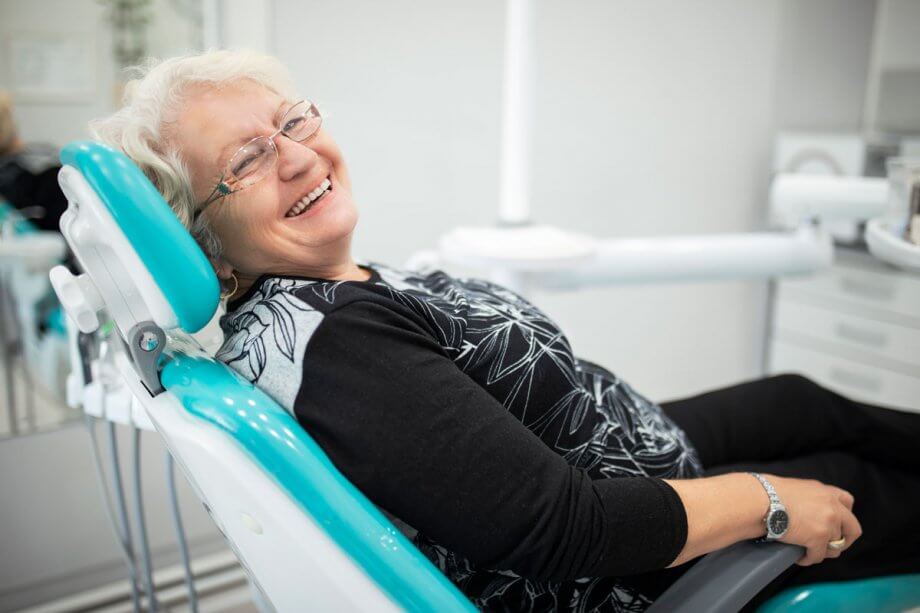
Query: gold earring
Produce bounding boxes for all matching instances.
[220,272,239,300]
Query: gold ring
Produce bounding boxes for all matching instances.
[828,537,847,550]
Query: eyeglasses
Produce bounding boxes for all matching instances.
[193,100,322,221]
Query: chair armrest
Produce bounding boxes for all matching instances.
[646,541,804,613]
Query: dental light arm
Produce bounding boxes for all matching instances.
[432,172,917,295]
[531,226,833,290]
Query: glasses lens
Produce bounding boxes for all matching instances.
[228,137,276,186]
[281,100,322,142]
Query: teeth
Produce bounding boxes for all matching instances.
[307,178,331,202]
[286,177,333,217]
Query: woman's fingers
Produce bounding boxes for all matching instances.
[798,540,832,566]
[830,486,855,511]
[839,506,862,551]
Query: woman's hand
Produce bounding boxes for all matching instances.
[664,472,861,569]
[767,474,862,566]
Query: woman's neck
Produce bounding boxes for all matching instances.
[229,259,370,302]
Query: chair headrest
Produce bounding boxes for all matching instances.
[56,141,219,335]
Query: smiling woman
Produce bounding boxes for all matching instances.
[91,51,366,301]
[166,79,365,297]
[89,49,920,612]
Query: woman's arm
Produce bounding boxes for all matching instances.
[292,299,860,580]
[294,299,688,580]
[665,473,862,567]
[663,473,768,566]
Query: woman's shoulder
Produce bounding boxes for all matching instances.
[214,267,438,407]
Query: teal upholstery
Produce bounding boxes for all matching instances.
[60,141,219,333]
[758,574,920,612]
[161,352,475,612]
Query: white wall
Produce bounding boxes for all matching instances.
[865,0,920,134]
[774,0,876,132]
[273,0,874,401]
[0,0,200,146]
[528,1,781,400]
[0,0,115,145]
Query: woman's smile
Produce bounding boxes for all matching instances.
[285,173,335,219]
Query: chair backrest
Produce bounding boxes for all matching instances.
[54,141,474,612]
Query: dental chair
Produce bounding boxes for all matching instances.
[50,141,920,612]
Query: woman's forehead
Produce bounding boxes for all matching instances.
[179,81,284,167]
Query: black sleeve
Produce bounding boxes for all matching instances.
[294,300,688,580]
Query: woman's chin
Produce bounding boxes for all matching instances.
[288,208,358,248]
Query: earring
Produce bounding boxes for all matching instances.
[220,272,239,300]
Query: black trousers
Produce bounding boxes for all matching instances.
[633,374,920,609]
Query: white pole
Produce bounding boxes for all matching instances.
[202,0,221,49]
[498,0,535,226]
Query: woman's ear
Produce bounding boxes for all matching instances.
[211,258,235,281]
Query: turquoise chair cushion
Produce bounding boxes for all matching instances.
[59,141,219,333]
[161,352,475,612]
[758,574,920,611]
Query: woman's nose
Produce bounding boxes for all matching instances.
[275,135,318,182]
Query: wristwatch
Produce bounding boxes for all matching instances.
[749,472,789,541]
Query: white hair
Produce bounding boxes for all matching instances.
[90,49,298,259]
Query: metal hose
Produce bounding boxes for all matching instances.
[167,452,199,612]
[85,416,141,612]
[132,427,159,611]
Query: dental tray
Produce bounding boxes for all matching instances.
[866,217,920,273]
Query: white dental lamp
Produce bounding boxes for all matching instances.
[426,0,920,295]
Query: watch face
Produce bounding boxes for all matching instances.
[768,509,789,536]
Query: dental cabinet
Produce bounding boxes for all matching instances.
[767,247,920,414]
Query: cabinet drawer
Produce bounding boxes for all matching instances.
[768,341,920,413]
[778,265,920,323]
[773,300,920,369]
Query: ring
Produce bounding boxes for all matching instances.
[827,537,847,550]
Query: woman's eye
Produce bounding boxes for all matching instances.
[284,117,305,132]
[232,154,259,175]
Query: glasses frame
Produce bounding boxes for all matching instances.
[193,99,322,221]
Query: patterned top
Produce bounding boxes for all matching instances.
[219,262,702,611]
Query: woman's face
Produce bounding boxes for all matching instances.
[172,79,358,281]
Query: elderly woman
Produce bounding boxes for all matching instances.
[92,50,920,611]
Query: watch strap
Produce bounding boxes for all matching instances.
[749,472,785,542]
[749,472,781,507]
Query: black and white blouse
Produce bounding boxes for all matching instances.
[219,262,703,611]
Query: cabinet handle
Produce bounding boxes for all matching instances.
[829,367,882,393]
[839,276,895,301]
[833,323,888,348]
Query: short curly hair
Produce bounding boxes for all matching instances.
[90,49,298,260]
